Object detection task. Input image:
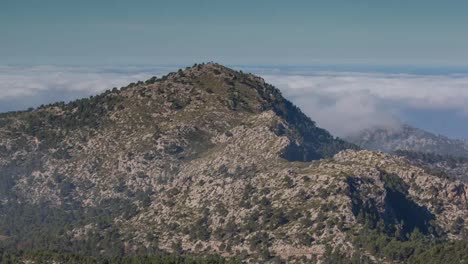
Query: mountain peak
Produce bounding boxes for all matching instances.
[3,64,354,163]
[136,63,356,160]
[1,63,468,262]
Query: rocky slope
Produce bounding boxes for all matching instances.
[393,150,468,183]
[346,124,468,158]
[0,63,467,263]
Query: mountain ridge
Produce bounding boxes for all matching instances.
[347,123,468,158]
[0,63,467,263]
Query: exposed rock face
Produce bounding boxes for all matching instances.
[0,63,467,263]
[347,124,468,158]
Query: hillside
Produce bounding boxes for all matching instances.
[0,63,467,263]
[392,150,468,183]
[346,124,468,158]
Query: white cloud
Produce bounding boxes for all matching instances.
[1,65,468,138]
[262,72,468,136]
[0,65,176,111]
[0,66,126,97]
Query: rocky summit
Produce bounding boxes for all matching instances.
[0,63,467,263]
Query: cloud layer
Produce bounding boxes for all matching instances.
[0,65,176,112]
[262,72,468,137]
[0,65,467,139]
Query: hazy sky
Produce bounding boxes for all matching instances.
[2,0,468,65]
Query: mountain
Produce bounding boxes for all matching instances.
[1,63,468,263]
[346,124,468,158]
[347,124,468,183]
[392,150,468,183]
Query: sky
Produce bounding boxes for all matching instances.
[1,1,468,139]
[2,0,468,65]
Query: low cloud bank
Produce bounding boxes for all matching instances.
[0,65,175,112]
[262,72,468,137]
[1,65,467,138]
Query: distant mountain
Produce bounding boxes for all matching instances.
[347,124,468,158]
[393,150,468,183]
[1,63,467,263]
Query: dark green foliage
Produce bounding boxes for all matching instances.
[349,227,468,263]
[239,183,255,209]
[381,171,408,194]
[0,198,138,257]
[135,189,154,207]
[271,122,286,136]
[342,171,466,263]
[171,241,183,254]
[347,176,379,228]
[168,96,191,110]
[188,209,211,241]
[450,216,465,235]
[323,245,373,264]
[214,203,228,217]
[145,76,158,84]
[297,233,314,246]
[347,172,436,240]
[0,171,15,198]
[0,250,239,264]
[0,156,44,198]
[165,144,184,155]
[51,147,73,160]
[11,90,125,151]
[380,171,436,236]
[407,240,468,264]
[213,218,239,241]
[352,228,431,262]
[114,178,127,193]
[59,178,76,197]
[248,232,271,260]
[282,176,294,188]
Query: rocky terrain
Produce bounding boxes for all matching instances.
[0,63,467,263]
[347,124,468,158]
[392,150,468,183]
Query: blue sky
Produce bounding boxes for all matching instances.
[1,1,468,139]
[2,0,468,65]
